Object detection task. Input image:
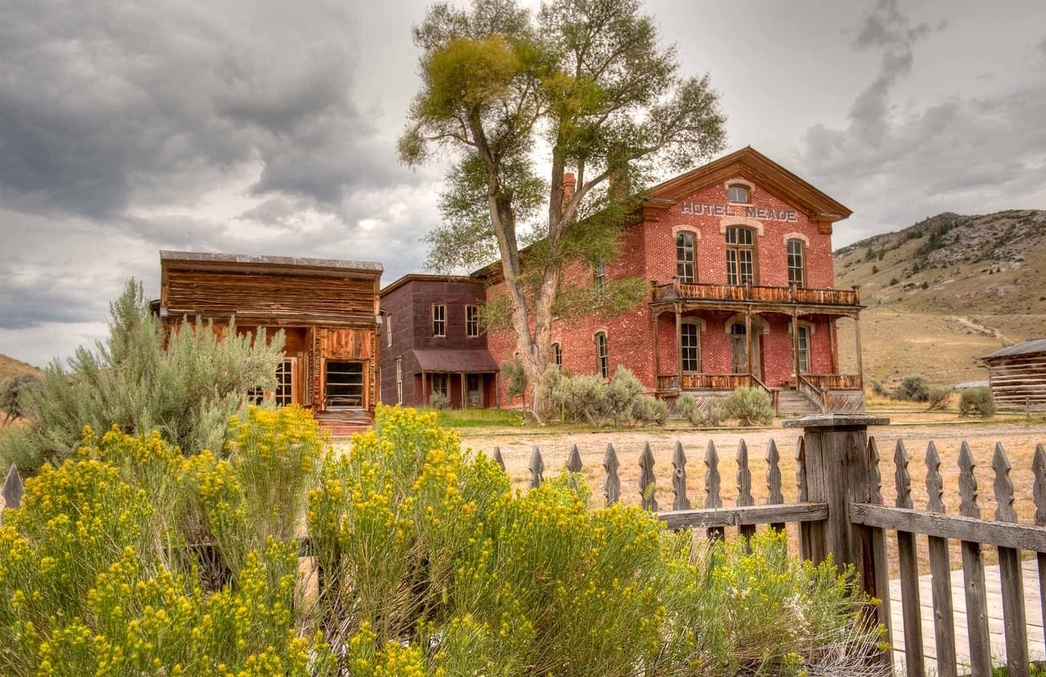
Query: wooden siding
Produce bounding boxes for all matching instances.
[986,352,1046,409]
[164,269,377,323]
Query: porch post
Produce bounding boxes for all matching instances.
[854,314,864,389]
[792,306,800,388]
[459,372,466,409]
[828,317,839,374]
[674,302,682,389]
[421,370,427,406]
[744,307,753,383]
[652,308,661,390]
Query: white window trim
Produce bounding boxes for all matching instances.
[432,304,446,338]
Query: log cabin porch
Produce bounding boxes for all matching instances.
[650,280,865,414]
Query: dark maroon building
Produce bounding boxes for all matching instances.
[379,275,499,408]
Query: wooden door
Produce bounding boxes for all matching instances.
[466,374,483,408]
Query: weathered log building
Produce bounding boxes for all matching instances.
[158,251,383,425]
[983,338,1046,410]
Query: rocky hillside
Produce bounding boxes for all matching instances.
[0,354,42,382]
[833,210,1046,388]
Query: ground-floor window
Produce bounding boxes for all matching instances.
[326,361,364,408]
[275,358,293,406]
[796,325,810,373]
[595,332,608,379]
[431,373,449,399]
[681,323,700,372]
[395,358,403,404]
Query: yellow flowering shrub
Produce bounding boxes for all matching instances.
[0,410,334,675]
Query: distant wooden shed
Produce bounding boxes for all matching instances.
[159,251,383,419]
[982,338,1046,410]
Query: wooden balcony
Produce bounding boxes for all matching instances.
[651,281,860,308]
[801,373,861,390]
[658,372,861,393]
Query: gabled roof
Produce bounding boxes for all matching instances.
[983,338,1046,360]
[643,146,852,222]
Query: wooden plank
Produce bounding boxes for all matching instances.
[766,439,785,532]
[895,440,925,677]
[659,502,829,530]
[704,440,725,541]
[925,441,957,677]
[993,443,1029,677]
[639,443,658,511]
[959,441,993,675]
[1034,443,1046,653]
[672,441,691,511]
[736,440,756,546]
[850,504,1046,551]
[603,443,620,506]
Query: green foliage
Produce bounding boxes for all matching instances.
[889,277,899,286]
[894,374,931,402]
[0,408,333,675]
[546,366,661,426]
[429,390,451,410]
[0,374,39,424]
[960,387,997,418]
[870,380,888,397]
[673,392,698,421]
[631,394,669,426]
[500,358,527,401]
[0,280,284,473]
[871,265,879,274]
[720,387,774,426]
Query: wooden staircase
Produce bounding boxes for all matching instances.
[776,388,822,417]
[314,410,374,438]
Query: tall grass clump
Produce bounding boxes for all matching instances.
[0,280,284,473]
[960,386,996,418]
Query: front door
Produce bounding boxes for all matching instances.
[466,374,483,408]
[730,323,762,377]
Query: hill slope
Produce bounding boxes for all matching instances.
[0,354,43,382]
[833,210,1046,387]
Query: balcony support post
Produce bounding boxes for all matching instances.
[829,317,839,374]
[854,314,864,390]
[745,307,753,385]
[674,302,682,389]
[652,308,661,389]
[792,306,801,390]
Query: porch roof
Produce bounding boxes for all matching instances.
[410,349,499,374]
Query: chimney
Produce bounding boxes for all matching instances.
[562,172,576,213]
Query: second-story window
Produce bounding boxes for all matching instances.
[594,260,606,292]
[675,232,695,283]
[787,239,806,287]
[726,226,756,285]
[466,305,480,338]
[386,313,393,347]
[595,331,608,379]
[432,304,446,337]
[552,342,562,368]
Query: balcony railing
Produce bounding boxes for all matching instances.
[658,372,862,393]
[652,280,860,307]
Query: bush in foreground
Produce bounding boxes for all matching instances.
[1,405,887,675]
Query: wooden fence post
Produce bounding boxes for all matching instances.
[782,415,890,640]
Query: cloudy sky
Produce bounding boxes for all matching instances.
[1,0,1044,366]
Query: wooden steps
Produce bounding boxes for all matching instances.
[314,410,373,438]
[776,389,821,416]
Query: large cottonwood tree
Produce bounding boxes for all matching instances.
[400,0,726,417]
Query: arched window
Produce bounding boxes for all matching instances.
[787,239,805,287]
[726,226,756,285]
[552,342,562,368]
[681,321,700,373]
[595,331,609,379]
[728,184,750,203]
[675,231,696,283]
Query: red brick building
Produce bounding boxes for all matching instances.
[386,147,865,414]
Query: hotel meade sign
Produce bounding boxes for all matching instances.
[679,201,800,223]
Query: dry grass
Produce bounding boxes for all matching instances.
[0,354,42,382]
